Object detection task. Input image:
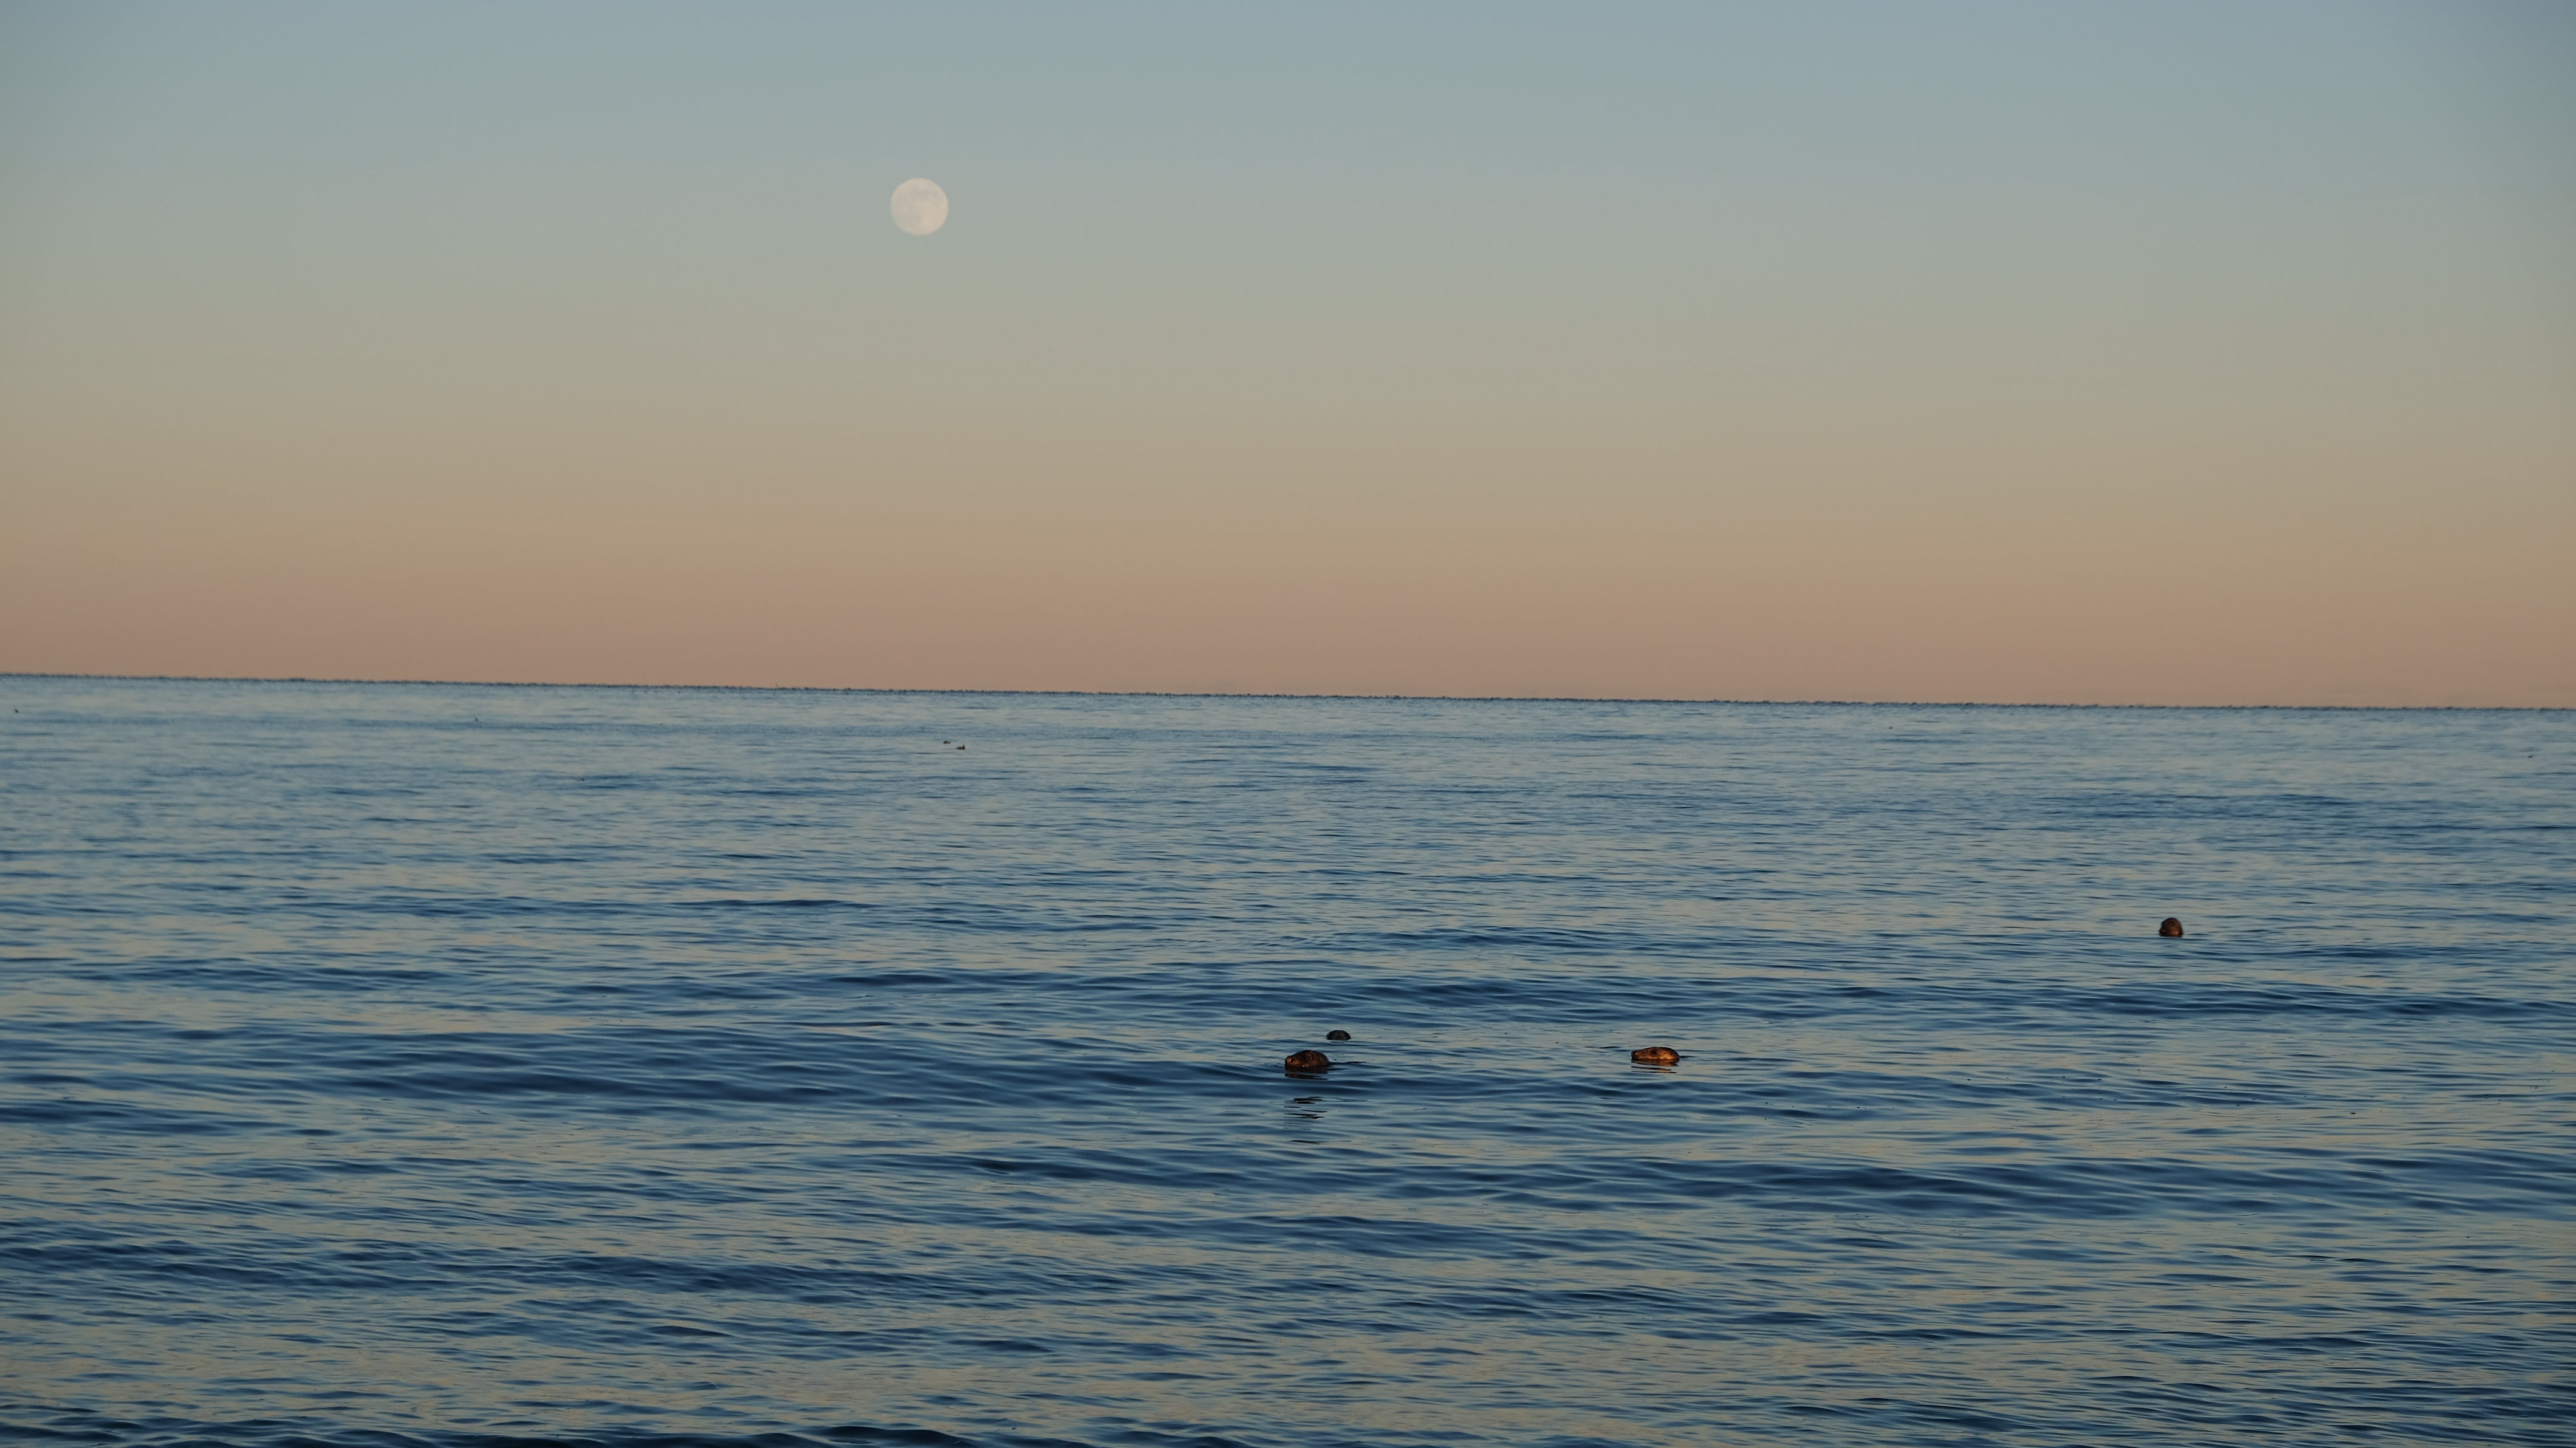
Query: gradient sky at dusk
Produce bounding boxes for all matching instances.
[4,1,2570,703]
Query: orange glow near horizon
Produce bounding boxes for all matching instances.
[8,454,2568,705]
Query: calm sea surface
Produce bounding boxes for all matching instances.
[2,678,2570,1447]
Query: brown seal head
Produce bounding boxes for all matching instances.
[1284,1050,1332,1074]
[1326,1030,1351,1042]
[1629,1046,1681,1066]
[2159,917,2185,937]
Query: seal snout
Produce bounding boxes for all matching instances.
[1629,1046,1681,1067]
[1284,1050,1332,1075]
[2159,917,2185,937]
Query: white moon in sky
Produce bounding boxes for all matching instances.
[891,178,949,236]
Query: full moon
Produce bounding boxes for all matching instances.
[891,178,948,236]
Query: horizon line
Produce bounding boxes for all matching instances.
[4,671,2564,712]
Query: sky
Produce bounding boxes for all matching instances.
[2,1,2571,704]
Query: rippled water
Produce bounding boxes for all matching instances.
[2,678,2571,1447]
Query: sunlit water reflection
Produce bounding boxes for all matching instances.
[2,679,2569,1446]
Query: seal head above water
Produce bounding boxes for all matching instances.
[1629,1046,1681,1067]
[1326,1029,1351,1042]
[2159,917,2185,937]
[1284,1050,1332,1074]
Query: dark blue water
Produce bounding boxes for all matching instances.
[3,678,2571,1447]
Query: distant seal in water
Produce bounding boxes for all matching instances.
[1284,1050,1332,1074]
[1326,1029,1351,1041]
[1630,1046,1681,1066]
[2159,917,2185,937]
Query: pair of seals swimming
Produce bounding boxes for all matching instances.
[1284,1031,1352,1074]
[1286,1043,1687,1071]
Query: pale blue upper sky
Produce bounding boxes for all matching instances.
[8,1,2568,451]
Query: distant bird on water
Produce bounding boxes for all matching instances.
[2159,917,2185,937]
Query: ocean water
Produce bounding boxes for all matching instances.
[2,677,2570,1448]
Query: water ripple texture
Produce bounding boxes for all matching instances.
[1,680,2571,1447]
